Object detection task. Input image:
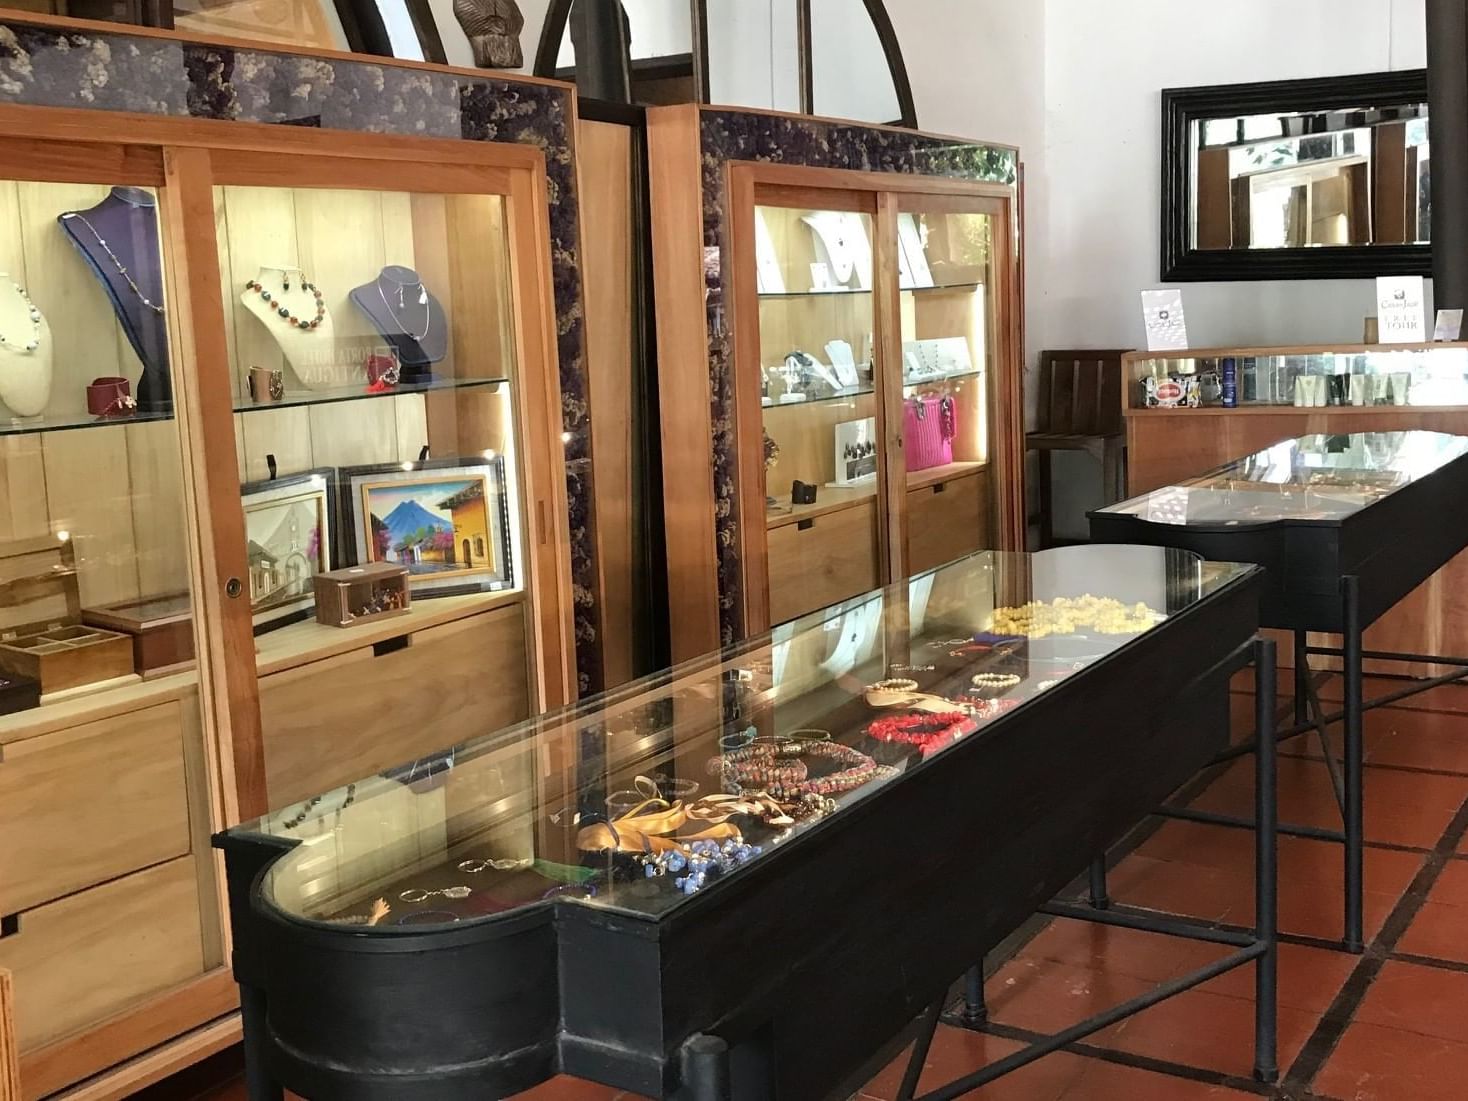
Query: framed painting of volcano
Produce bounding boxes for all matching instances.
[338,456,513,598]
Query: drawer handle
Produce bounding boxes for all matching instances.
[797,519,815,532]
[932,483,947,494]
[1,914,17,940]
[374,635,411,658]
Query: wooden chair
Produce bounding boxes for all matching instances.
[1027,349,1129,548]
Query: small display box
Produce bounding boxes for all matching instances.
[82,592,194,678]
[0,672,40,715]
[0,533,136,696]
[313,563,411,629]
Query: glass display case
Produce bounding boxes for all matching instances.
[738,178,1020,634]
[0,106,576,1100]
[218,543,1264,1099]
[1125,342,1468,411]
[1100,430,1468,525]
[233,545,1242,925]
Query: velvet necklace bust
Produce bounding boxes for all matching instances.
[58,186,172,413]
[350,265,449,378]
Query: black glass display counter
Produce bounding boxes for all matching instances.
[1092,430,1468,951]
[216,545,1267,1100]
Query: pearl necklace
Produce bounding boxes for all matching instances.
[0,281,41,353]
[63,213,165,316]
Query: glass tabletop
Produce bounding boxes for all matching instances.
[231,545,1255,930]
[1098,431,1468,526]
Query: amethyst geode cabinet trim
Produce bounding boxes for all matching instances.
[0,20,602,694]
[698,109,1019,643]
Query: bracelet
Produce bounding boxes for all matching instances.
[868,711,971,749]
[963,696,1022,721]
[399,886,472,903]
[393,910,462,925]
[458,857,532,874]
[719,728,755,751]
[865,678,920,707]
[971,673,1021,690]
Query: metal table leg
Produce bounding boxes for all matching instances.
[1342,577,1364,954]
[680,1035,733,1101]
[1088,856,1110,910]
[241,984,283,1101]
[1294,629,1309,727]
[961,962,987,1025]
[1254,637,1279,1083]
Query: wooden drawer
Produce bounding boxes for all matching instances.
[908,469,991,575]
[0,702,190,914]
[260,603,531,806]
[0,855,205,1054]
[767,500,880,625]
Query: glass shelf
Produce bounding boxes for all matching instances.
[233,374,506,415]
[758,288,873,300]
[762,383,874,408]
[903,368,982,389]
[901,282,983,294]
[0,407,174,438]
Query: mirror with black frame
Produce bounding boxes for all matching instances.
[1162,70,1431,281]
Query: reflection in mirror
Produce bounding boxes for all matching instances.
[1162,71,1431,280]
[811,0,901,124]
[706,0,802,113]
[1193,103,1430,251]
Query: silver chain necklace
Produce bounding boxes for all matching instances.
[63,213,165,316]
[378,279,431,342]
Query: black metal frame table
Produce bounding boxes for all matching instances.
[215,546,1267,1101]
[1090,429,1468,953]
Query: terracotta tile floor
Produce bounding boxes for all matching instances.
[155,677,1468,1101]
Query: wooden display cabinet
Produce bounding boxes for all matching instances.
[0,27,579,1101]
[649,104,1024,653]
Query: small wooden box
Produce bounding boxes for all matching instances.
[313,563,411,628]
[82,593,195,677]
[0,534,135,695]
[0,624,135,695]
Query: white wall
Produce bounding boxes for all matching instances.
[1041,0,1427,353]
[893,0,1428,536]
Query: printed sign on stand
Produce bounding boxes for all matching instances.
[1141,289,1189,352]
[1377,276,1427,343]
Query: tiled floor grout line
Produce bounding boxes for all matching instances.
[1281,790,1468,1093]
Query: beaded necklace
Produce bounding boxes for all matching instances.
[0,281,42,353]
[246,276,325,332]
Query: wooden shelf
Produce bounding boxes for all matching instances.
[766,485,875,529]
[1125,404,1468,418]
[254,587,524,677]
[907,460,986,490]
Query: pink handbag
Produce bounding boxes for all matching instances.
[904,395,957,471]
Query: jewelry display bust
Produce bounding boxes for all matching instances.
[350,266,449,379]
[58,187,172,412]
[0,276,52,417]
[240,265,337,391]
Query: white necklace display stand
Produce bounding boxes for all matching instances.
[240,266,337,391]
[0,276,53,418]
